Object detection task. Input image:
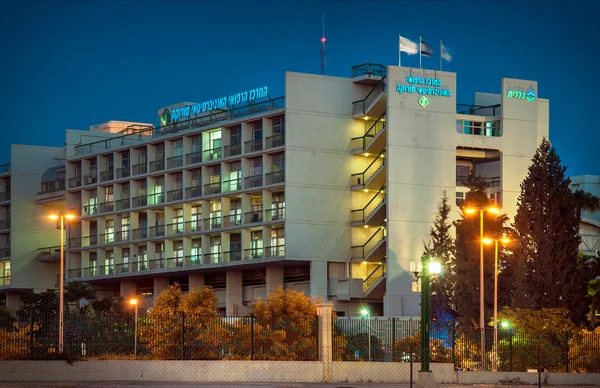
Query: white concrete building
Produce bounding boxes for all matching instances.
[53,63,548,316]
[0,145,67,311]
[571,175,600,256]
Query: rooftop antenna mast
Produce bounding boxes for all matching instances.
[320,14,326,75]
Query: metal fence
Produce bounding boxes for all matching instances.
[0,310,318,361]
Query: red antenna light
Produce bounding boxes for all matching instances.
[321,37,326,43]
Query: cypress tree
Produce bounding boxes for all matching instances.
[512,138,587,323]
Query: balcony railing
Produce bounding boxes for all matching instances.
[83,174,97,185]
[244,174,263,189]
[223,250,242,262]
[245,139,262,153]
[148,193,165,205]
[185,220,202,233]
[166,256,185,268]
[185,255,204,267]
[265,244,285,258]
[68,268,82,278]
[351,186,386,223]
[68,237,81,248]
[204,216,222,230]
[98,201,114,214]
[116,198,130,211]
[132,227,148,239]
[352,76,386,115]
[351,226,385,260]
[222,214,243,227]
[456,119,502,137]
[0,218,10,230]
[99,232,114,245]
[204,182,221,195]
[456,175,501,188]
[82,235,98,247]
[36,246,62,261]
[266,133,284,149]
[350,149,385,187]
[203,147,222,161]
[132,163,147,175]
[115,229,131,243]
[132,195,147,208]
[203,252,221,264]
[149,257,166,270]
[185,151,202,165]
[149,159,165,173]
[265,207,285,222]
[222,178,241,193]
[351,112,386,151]
[224,144,242,157]
[244,210,263,224]
[166,222,184,236]
[185,185,202,199]
[167,155,183,169]
[352,63,387,78]
[131,260,149,272]
[0,276,10,286]
[0,248,10,258]
[363,263,386,293]
[244,247,263,260]
[116,167,130,179]
[265,170,284,185]
[100,170,114,182]
[68,177,81,188]
[149,225,166,237]
[0,192,10,202]
[38,180,66,196]
[456,103,501,116]
[167,189,183,202]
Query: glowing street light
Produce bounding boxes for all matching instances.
[49,212,75,354]
[360,308,371,361]
[482,235,511,371]
[130,298,139,358]
[464,205,501,370]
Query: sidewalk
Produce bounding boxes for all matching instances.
[1,383,600,388]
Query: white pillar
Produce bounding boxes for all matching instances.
[316,302,334,382]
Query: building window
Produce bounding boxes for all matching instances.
[252,120,263,140]
[191,239,202,264]
[104,251,114,275]
[272,115,285,135]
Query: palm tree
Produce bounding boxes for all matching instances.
[573,189,600,221]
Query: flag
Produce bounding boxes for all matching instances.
[420,38,433,57]
[441,41,452,62]
[399,36,418,55]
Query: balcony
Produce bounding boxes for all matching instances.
[265,170,284,185]
[224,144,242,158]
[36,246,62,261]
[351,63,386,84]
[222,178,241,193]
[0,218,10,230]
[266,134,284,149]
[167,155,184,169]
[204,182,221,195]
[166,222,184,236]
[184,255,204,267]
[68,237,81,249]
[149,255,166,270]
[265,207,285,222]
[149,225,165,237]
[0,192,10,202]
[99,170,114,182]
[99,232,114,245]
[132,195,147,208]
[115,230,131,243]
[456,175,500,188]
[185,220,202,233]
[0,275,10,286]
[204,216,222,230]
[149,159,165,173]
[244,247,263,260]
[223,250,242,262]
[131,260,149,272]
[222,214,243,228]
[116,198,130,211]
[132,163,147,175]
[245,139,262,153]
[185,185,202,199]
[265,245,285,258]
[83,174,97,185]
[185,152,202,165]
[68,268,82,278]
[166,257,185,268]
[98,201,114,214]
[203,252,222,264]
[132,227,148,239]
[116,167,130,179]
[244,174,263,189]
[167,189,183,202]
[68,177,81,188]
[244,210,262,224]
[148,193,164,206]
[82,235,98,247]
[0,247,10,258]
[203,148,222,162]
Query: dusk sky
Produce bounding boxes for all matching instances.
[1,0,598,175]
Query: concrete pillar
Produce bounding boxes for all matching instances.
[189,273,205,290]
[225,270,242,316]
[316,302,334,382]
[310,261,328,302]
[266,265,284,295]
[6,292,20,312]
[120,279,136,300]
[153,276,169,302]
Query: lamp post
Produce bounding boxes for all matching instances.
[49,212,75,354]
[482,236,511,372]
[360,308,371,361]
[412,254,441,372]
[130,298,138,359]
[464,206,500,370]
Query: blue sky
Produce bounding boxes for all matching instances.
[1,0,598,175]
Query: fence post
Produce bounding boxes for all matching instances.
[410,340,413,388]
[315,302,334,382]
[181,311,185,360]
[451,321,456,367]
[564,330,569,373]
[391,317,396,362]
[509,328,513,372]
[250,314,254,360]
[537,343,541,388]
[29,310,34,360]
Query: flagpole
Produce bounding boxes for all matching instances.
[440,40,442,71]
[419,36,422,69]
[398,35,401,66]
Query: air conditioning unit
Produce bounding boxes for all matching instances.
[84,176,93,185]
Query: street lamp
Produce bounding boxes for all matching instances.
[482,236,511,372]
[412,255,441,372]
[129,298,138,359]
[360,308,371,361]
[464,205,500,370]
[49,212,75,354]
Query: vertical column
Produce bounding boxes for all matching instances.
[226,270,242,315]
[266,265,284,295]
[316,302,334,382]
[310,261,328,302]
[153,276,169,301]
[189,273,205,290]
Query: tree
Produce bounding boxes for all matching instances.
[511,139,587,323]
[573,189,600,221]
[65,281,96,312]
[21,290,58,311]
[451,176,510,326]
[423,191,456,324]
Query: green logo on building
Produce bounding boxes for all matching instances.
[160,108,172,126]
[419,95,429,108]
